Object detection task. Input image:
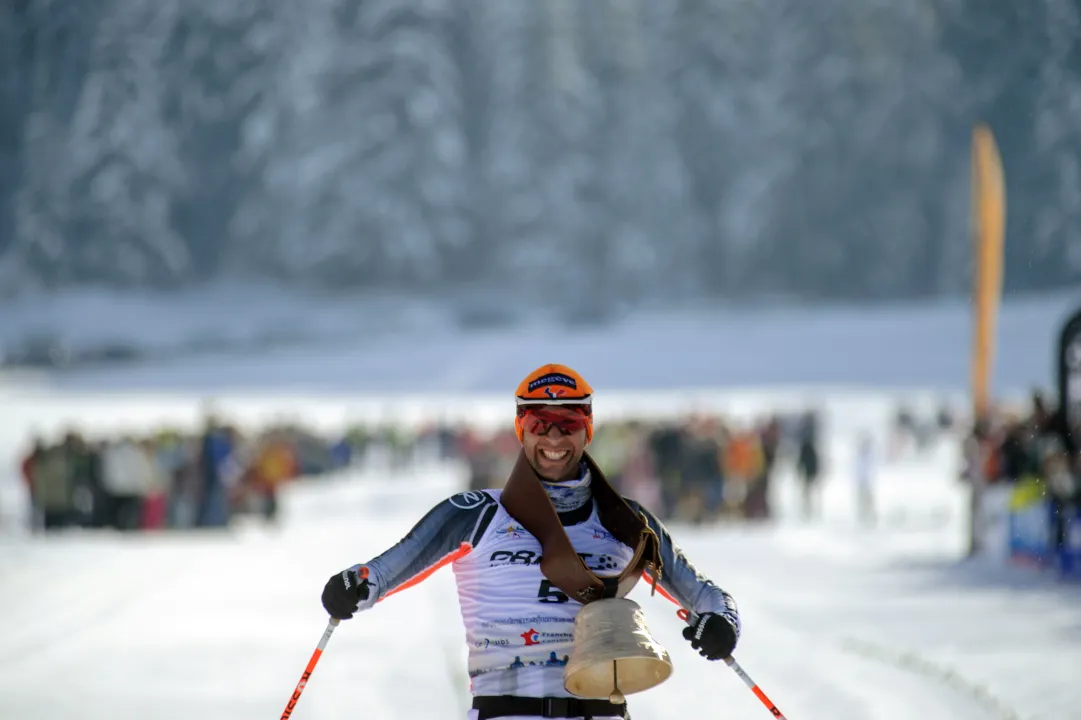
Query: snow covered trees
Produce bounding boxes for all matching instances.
[1,0,1080,305]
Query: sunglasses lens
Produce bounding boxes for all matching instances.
[519,406,590,435]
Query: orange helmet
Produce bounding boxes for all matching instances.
[514,364,594,443]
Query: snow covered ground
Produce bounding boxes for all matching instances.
[0,390,1078,719]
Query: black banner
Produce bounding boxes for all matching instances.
[1057,306,1081,452]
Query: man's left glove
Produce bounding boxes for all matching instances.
[321,565,372,620]
[682,612,738,660]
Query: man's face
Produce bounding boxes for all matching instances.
[520,407,589,481]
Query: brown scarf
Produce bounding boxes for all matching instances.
[500,450,663,604]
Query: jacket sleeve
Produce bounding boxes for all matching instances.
[625,498,741,638]
[352,491,499,610]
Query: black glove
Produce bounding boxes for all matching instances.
[682,612,738,660]
[321,565,371,620]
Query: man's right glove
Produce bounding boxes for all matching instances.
[682,612,738,660]
[321,565,372,620]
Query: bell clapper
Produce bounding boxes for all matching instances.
[609,660,625,704]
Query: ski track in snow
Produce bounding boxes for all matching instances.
[0,393,1079,719]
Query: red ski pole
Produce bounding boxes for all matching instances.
[677,608,788,719]
[722,654,787,719]
[280,618,340,720]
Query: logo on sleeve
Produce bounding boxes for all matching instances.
[449,491,489,510]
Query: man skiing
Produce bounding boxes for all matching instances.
[321,364,741,720]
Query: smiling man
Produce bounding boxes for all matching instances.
[321,364,741,720]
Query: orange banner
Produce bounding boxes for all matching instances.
[970,124,1006,420]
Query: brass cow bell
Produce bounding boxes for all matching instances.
[564,598,673,702]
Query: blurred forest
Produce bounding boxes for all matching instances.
[1,0,1080,308]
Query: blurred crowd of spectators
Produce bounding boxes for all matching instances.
[962,390,1081,548]
[963,390,1079,501]
[16,407,825,533]
[465,411,824,524]
[18,386,1081,544]
[18,417,357,532]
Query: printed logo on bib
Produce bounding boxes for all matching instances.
[520,628,573,646]
[449,491,488,510]
[507,652,571,670]
[494,524,529,539]
[489,549,542,566]
[479,615,567,629]
[488,549,620,572]
[474,637,511,649]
